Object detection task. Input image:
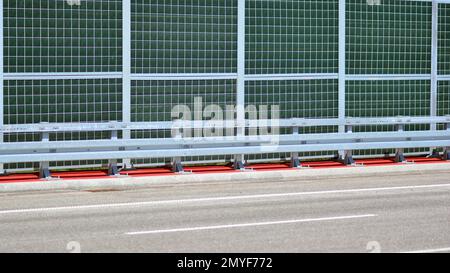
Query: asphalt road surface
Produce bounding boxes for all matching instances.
[0,170,449,253]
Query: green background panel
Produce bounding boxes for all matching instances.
[246,0,339,74]
[346,0,432,75]
[346,80,430,117]
[132,0,237,74]
[3,0,122,73]
[131,80,237,123]
[245,80,338,119]
[4,79,123,124]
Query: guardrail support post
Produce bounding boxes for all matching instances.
[171,129,185,173]
[172,157,184,173]
[291,152,301,168]
[233,154,246,170]
[394,124,407,163]
[340,125,355,165]
[108,130,120,176]
[39,129,52,179]
[39,162,51,179]
[342,150,355,165]
[291,127,301,168]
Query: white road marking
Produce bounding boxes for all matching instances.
[1,183,449,215]
[125,214,377,235]
[402,247,450,253]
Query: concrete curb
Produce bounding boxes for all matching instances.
[0,162,449,193]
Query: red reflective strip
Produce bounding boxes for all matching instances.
[305,161,346,168]
[248,163,291,170]
[121,168,174,177]
[0,157,448,184]
[355,159,396,165]
[53,171,108,178]
[407,157,447,164]
[184,166,235,172]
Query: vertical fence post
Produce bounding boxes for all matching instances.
[234,0,246,170]
[342,125,356,165]
[171,130,184,173]
[338,0,347,160]
[122,0,132,169]
[0,0,4,175]
[430,1,439,156]
[431,1,438,130]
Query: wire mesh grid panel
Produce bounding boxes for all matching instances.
[131,0,237,74]
[346,80,430,118]
[131,79,237,123]
[438,81,450,116]
[3,79,123,124]
[246,0,339,75]
[346,0,432,75]
[439,4,450,75]
[245,79,338,119]
[3,0,122,73]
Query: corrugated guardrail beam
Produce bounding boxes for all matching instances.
[1,139,450,164]
[0,130,450,152]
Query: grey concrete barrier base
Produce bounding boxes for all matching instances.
[0,162,449,193]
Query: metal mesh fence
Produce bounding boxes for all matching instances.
[346,0,432,75]
[3,0,122,73]
[346,80,430,118]
[245,79,338,119]
[1,1,449,172]
[4,79,122,124]
[131,79,236,123]
[131,0,237,74]
[246,0,339,74]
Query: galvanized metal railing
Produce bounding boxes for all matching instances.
[1,116,449,177]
